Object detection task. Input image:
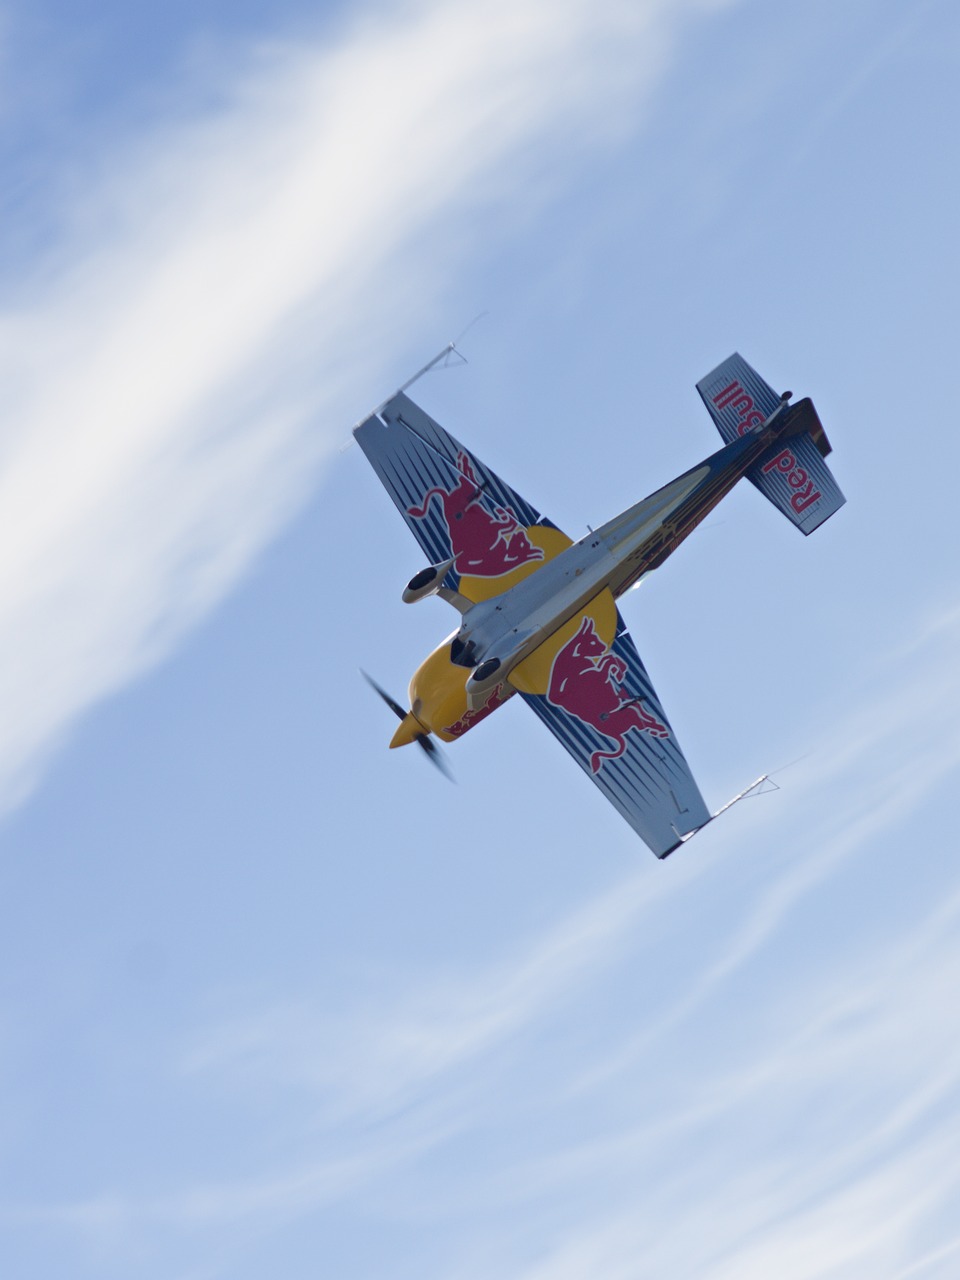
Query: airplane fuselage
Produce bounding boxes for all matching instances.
[400,407,793,737]
[449,418,783,699]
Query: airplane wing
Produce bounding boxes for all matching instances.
[508,592,711,857]
[354,392,571,605]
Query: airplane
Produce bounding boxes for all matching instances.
[354,352,844,858]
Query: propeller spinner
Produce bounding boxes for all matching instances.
[361,671,453,780]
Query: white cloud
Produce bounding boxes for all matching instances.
[180,858,690,1125]
[161,600,960,1276]
[0,0,691,812]
[8,599,960,1274]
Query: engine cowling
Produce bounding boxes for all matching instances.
[402,557,456,604]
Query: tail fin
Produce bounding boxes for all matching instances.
[697,353,845,535]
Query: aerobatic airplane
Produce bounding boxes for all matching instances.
[354,352,844,858]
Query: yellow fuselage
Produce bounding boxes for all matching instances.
[390,634,505,746]
[389,526,577,750]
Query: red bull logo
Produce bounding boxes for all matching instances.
[546,617,668,772]
[407,452,544,578]
[444,683,510,738]
[761,447,822,514]
[712,380,766,434]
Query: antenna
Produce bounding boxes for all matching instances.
[353,341,469,434]
[669,774,780,846]
[397,341,467,395]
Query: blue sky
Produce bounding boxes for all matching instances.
[2,0,960,1276]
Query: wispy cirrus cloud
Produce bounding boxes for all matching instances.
[134,599,960,1275]
[6,604,960,1276]
[0,0,692,813]
[17,603,960,1277]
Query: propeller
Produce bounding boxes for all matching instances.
[361,671,453,781]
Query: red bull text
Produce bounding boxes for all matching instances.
[712,380,766,434]
[761,447,822,514]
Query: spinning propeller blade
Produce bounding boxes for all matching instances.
[361,670,406,720]
[360,671,453,781]
[415,732,454,780]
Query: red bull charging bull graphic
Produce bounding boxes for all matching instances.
[546,616,669,773]
[443,682,510,738]
[407,451,544,578]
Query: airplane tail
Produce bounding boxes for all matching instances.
[697,353,845,535]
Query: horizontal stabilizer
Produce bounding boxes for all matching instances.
[697,352,782,443]
[697,353,845,535]
[749,431,845,534]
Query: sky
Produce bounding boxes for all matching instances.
[2,0,960,1276]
